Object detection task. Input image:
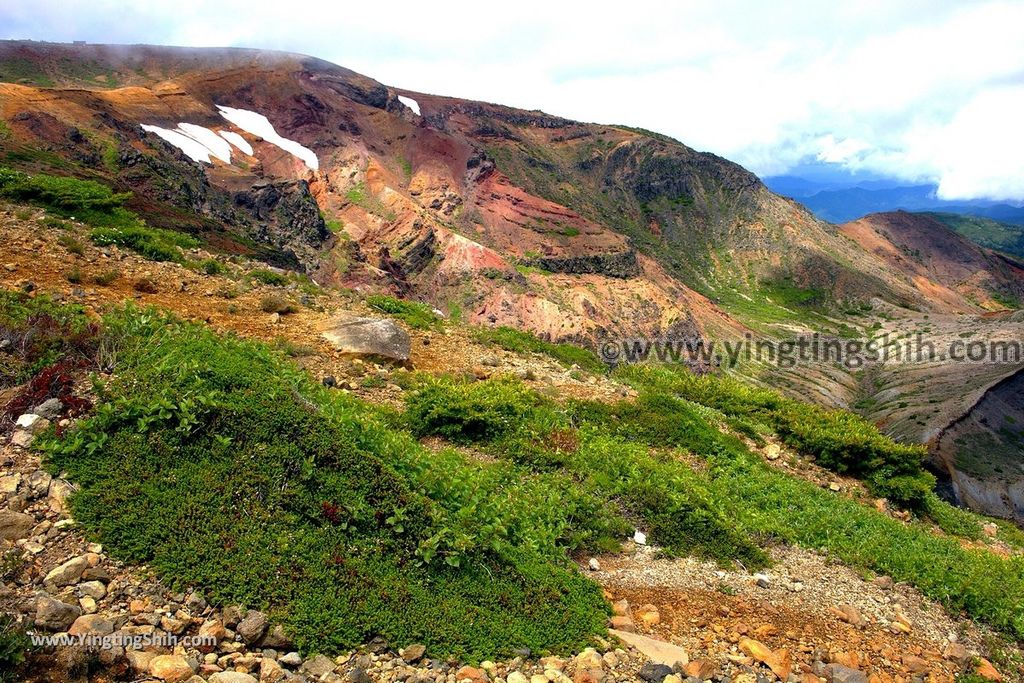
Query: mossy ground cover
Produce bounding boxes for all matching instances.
[0,167,199,261]
[8,292,1022,658]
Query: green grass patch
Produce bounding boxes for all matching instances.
[0,167,198,261]
[472,326,603,373]
[367,295,440,330]
[35,305,619,660]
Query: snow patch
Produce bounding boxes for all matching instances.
[397,95,421,116]
[141,124,219,164]
[177,123,232,163]
[218,130,254,156]
[216,105,319,171]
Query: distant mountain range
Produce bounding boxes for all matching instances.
[764,174,1024,225]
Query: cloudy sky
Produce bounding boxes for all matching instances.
[3,0,1023,200]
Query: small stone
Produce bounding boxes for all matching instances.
[684,660,717,680]
[828,482,842,492]
[825,664,868,683]
[508,674,530,683]
[260,657,286,682]
[575,648,604,670]
[0,473,20,494]
[829,604,865,628]
[587,557,601,571]
[872,576,893,590]
[79,596,97,614]
[983,523,998,537]
[348,666,372,683]
[638,662,673,682]
[68,614,115,637]
[0,510,37,541]
[44,555,90,588]
[739,638,792,681]
[456,665,490,683]
[209,673,258,683]
[633,530,647,545]
[149,654,196,682]
[974,658,1002,681]
[236,610,268,643]
[754,573,771,589]
[279,652,302,667]
[299,654,337,677]
[404,643,427,663]
[35,594,82,631]
[34,398,63,420]
[942,641,969,665]
[78,580,107,600]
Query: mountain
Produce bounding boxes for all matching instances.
[840,211,1024,311]
[763,175,1024,225]
[923,212,1024,260]
[0,40,1023,520]
[1,40,1024,682]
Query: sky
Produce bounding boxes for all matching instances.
[2,0,1023,200]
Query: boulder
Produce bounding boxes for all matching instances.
[44,555,89,588]
[0,509,36,541]
[322,316,411,361]
[35,594,82,631]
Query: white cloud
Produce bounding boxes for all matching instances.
[2,0,1023,198]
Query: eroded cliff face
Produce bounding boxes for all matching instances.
[934,368,1024,524]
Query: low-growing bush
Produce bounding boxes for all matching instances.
[57,234,85,255]
[260,294,299,315]
[92,268,120,286]
[615,365,934,510]
[367,295,439,330]
[0,615,30,682]
[249,268,289,286]
[405,376,542,442]
[473,326,604,373]
[198,258,226,276]
[90,225,198,262]
[35,305,615,659]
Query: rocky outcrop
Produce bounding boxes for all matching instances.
[933,367,1024,524]
[528,250,641,279]
[232,180,330,272]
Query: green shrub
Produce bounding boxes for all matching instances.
[405,376,542,442]
[615,365,933,511]
[0,615,30,682]
[36,305,613,660]
[367,295,440,330]
[90,225,198,262]
[93,268,120,286]
[260,294,299,315]
[198,258,226,275]
[249,268,289,286]
[57,234,85,255]
[473,326,603,373]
